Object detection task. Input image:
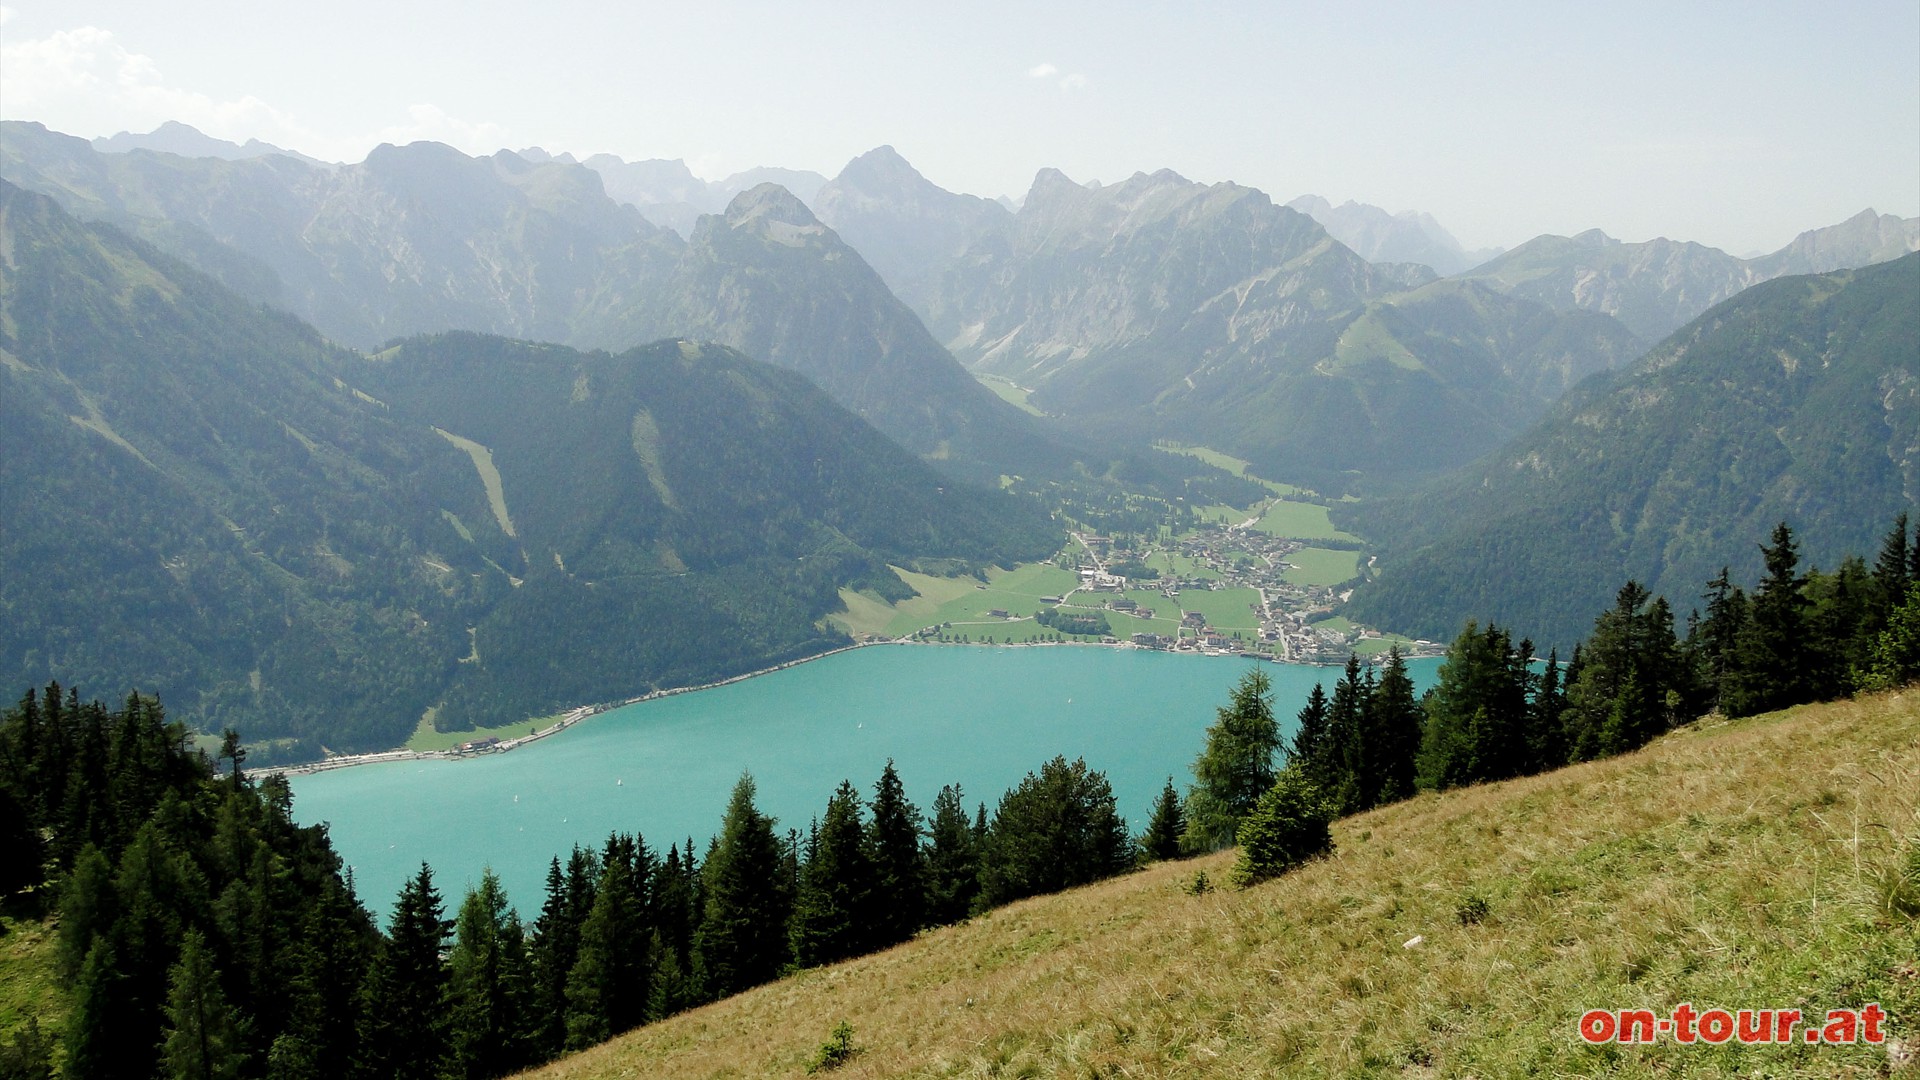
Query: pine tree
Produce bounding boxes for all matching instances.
[923,784,980,925]
[978,757,1132,908]
[1181,667,1280,852]
[864,761,925,947]
[790,781,875,967]
[1363,648,1423,807]
[1138,777,1186,862]
[1287,683,1329,773]
[160,929,245,1080]
[1563,584,1688,756]
[565,846,650,1048]
[1526,648,1568,771]
[697,775,792,997]
[1690,567,1748,712]
[1418,622,1530,789]
[65,936,143,1080]
[357,864,450,1079]
[528,857,576,1058]
[1873,512,1912,632]
[1727,523,1812,716]
[446,869,534,1078]
[1319,656,1365,811]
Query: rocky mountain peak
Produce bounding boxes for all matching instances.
[722,182,821,229]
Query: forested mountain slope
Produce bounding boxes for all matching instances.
[1342,252,1920,647]
[0,181,1058,757]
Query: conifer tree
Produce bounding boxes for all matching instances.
[1138,777,1186,863]
[446,869,533,1078]
[647,841,702,1017]
[1320,656,1366,811]
[1229,764,1333,887]
[1690,567,1748,712]
[923,784,980,925]
[1363,647,1423,807]
[1563,584,1687,756]
[1728,523,1812,716]
[565,846,650,1048]
[160,929,245,1080]
[865,761,925,947]
[978,757,1131,908]
[1874,512,1912,630]
[357,864,450,1080]
[790,781,875,967]
[65,936,142,1080]
[1181,667,1281,852]
[1527,648,1568,771]
[528,858,576,1058]
[697,774,791,997]
[1288,683,1330,773]
[1418,622,1532,788]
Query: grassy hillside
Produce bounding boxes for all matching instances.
[520,690,1919,1078]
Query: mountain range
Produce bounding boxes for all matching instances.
[0,121,1057,482]
[1454,209,1920,342]
[0,179,1058,756]
[1284,194,1502,275]
[1341,251,1920,647]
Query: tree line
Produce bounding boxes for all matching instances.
[0,688,1139,1079]
[1167,515,1920,885]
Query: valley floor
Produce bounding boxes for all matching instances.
[518,691,1920,1079]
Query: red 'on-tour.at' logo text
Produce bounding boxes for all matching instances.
[1577,1003,1887,1046]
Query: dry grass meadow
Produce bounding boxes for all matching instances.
[521,691,1920,1079]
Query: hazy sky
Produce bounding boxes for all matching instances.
[4,1,1915,254]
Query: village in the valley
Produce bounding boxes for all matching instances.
[884,480,1447,666]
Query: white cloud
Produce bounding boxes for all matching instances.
[0,21,505,162]
[0,6,17,26]
[1025,62,1086,92]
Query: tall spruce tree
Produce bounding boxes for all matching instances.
[565,841,650,1048]
[160,929,245,1080]
[1873,512,1911,632]
[446,869,533,1078]
[1363,647,1423,807]
[1319,657,1366,812]
[697,775,791,997]
[923,784,980,924]
[1418,622,1532,789]
[1728,523,1812,716]
[1181,667,1281,852]
[357,864,450,1080]
[865,761,926,947]
[1563,584,1688,756]
[1288,683,1330,773]
[789,781,875,967]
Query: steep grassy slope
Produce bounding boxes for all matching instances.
[520,690,1919,1078]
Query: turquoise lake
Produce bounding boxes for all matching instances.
[290,644,1440,916]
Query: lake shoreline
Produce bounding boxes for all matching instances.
[264,637,1323,779]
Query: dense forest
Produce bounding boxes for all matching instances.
[0,691,1136,1078]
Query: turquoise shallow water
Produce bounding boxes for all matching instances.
[290,644,1439,917]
